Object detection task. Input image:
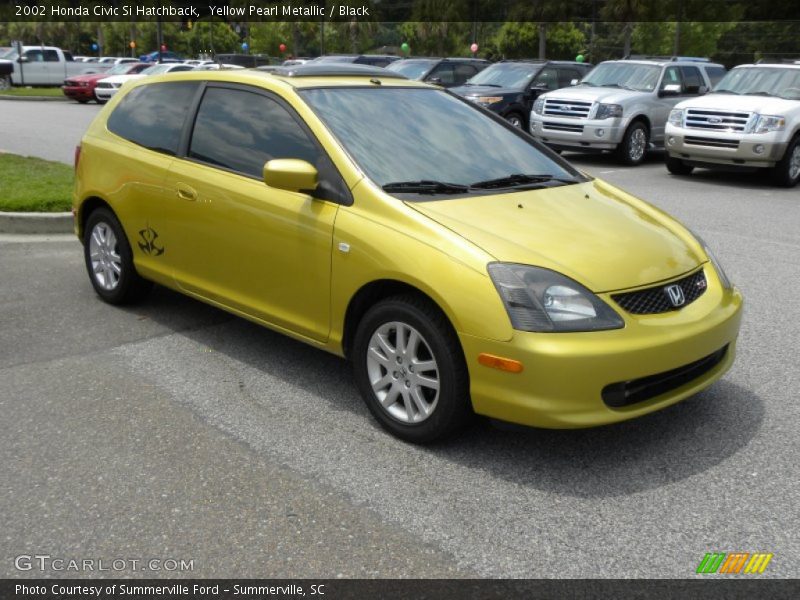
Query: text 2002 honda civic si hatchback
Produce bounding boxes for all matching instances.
[74,64,743,443]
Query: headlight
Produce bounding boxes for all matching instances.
[691,232,732,290]
[532,97,545,115]
[668,108,684,126]
[487,263,625,332]
[750,114,785,134]
[475,96,503,106]
[595,103,623,119]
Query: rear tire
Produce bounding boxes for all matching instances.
[769,136,800,187]
[83,207,152,305]
[615,121,649,166]
[352,295,471,443]
[505,112,525,129]
[665,155,694,176]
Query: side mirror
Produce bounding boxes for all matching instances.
[570,78,579,86]
[427,76,443,85]
[659,83,681,96]
[17,56,28,63]
[534,81,548,88]
[263,159,318,194]
[698,85,709,95]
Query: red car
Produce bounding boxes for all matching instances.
[63,62,149,103]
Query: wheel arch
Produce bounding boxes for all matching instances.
[341,279,459,360]
[77,196,114,241]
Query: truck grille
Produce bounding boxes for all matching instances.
[602,345,728,408]
[684,136,740,149]
[612,269,707,315]
[543,99,593,119]
[542,122,584,133]
[96,82,113,89]
[684,109,751,132]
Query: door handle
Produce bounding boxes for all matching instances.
[176,183,198,202]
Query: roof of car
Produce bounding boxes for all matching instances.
[270,63,408,80]
[393,57,488,63]
[734,63,800,70]
[609,58,724,68]
[493,59,591,67]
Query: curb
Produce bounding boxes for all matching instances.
[0,94,69,102]
[0,211,73,234]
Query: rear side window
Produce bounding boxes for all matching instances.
[680,66,703,93]
[43,50,60,62]
[107,82,199,155]
[188,87,319,178]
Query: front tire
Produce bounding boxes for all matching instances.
[665,154,694,176]
[505,112,525,129]
[83,207,152,305]
[0,75,10,91]
[615,121,649,166]
[352,295,471,443]
[769,136,800,187]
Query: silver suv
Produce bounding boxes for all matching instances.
[529,58,727,165]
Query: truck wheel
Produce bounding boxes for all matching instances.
[505,112,525,129]
[665,155,694,176]
[769,136,800,188]
[352,295,471,444]
[0,75,10,91]
[615,121,649,166]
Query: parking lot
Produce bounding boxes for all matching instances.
[1,99,799,578]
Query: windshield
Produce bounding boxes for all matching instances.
[301,87,578,196]
[386,60,436,80]
[141,64,173,75]
[713,67,800,99]
[0,47,16,60]
[466,62,541,89]
[580,62,661,92]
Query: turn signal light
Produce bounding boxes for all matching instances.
[478,353,524,373]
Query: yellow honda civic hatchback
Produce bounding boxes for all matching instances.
[74,64,742,443]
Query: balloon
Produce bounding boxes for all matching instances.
[91,43,98,51]
[470,43,479,53]
[241,42,249,51]
[129,41,136,49]
[576,54,585,63]
[161,44,167,51]
[401,42,410,54]
[279,43,287,53]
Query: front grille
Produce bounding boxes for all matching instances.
[96,82,113,89]
[602,345,728,408]
[543,121,584,133]
[612,269,707,315]
[543,99,593,119]
[684,136,739,149]
[684,109,751,132]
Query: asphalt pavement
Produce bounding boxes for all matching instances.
[1,100,798,579]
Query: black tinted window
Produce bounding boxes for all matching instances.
[705,66,727,87]
[189,87,319,178]
[43,50,59,62]
[681,66,703,93]
[107,82,199,155]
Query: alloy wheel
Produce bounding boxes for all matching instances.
[88,221,122,291]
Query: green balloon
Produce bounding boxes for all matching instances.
[576,54,585,63]
[401,42,410,54]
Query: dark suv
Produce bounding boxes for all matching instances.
[386,57,490,88]
[312,54,399,68]
[451,60,593,129]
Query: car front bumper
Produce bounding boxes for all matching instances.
[530,114,628,150]
[94,87,119,100]
[459,265,743,428]
[665,125,788,168]
[62,86,95,101]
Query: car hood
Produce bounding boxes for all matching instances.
[67,72,107,83]
[101,74,146,84]
[451,85,518,97]
[675,93,800,114]
[541,86,651,105]
[406,180,703,293]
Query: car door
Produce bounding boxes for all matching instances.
[653,66,687,142]
[18,49,48,84]
[42,49,64,84]
[164,84,340,342]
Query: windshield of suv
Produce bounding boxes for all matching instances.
[301,87,580,197]
[713,67,800,99]
[386,59,436,80]
[465,62,541,89]
[580,62,661,92]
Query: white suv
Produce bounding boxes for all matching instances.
[665,63,800,187]
[529,58,726,165]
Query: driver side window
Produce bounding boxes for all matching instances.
[533,67,559,91]
[660,66,683,91]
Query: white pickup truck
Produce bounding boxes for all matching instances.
[0,46,110,88]
[665,63,800,187]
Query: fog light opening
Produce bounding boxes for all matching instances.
[753,144,765,155]
[668,136,676,146]
[595,129,605,137]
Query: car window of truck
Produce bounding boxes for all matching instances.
[43,50,59,62]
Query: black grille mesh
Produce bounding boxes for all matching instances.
[612,269,707,315]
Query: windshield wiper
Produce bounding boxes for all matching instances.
[382,180,470,195]
[469,173,577,190]
[473,83,502,87]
